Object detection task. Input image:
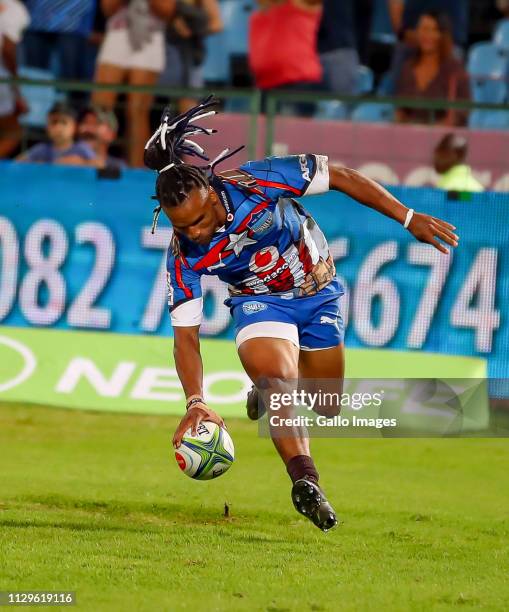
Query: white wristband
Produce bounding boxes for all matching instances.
[403,208,414,229]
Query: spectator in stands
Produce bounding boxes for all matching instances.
[395,12,470,126]
[387,0,468,93]
[497,0,509,18]
[77,105,127,170]
[17,102,97,165]
[388,0,469,51]
[23,0,97,82]
[318,0,360,95]
[434,133,484,192]
[93,0,176,167]
[0,0,30,158]
[249,0,323,114]
[160,0,222,114]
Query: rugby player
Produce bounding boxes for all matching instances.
[145,97,458,531]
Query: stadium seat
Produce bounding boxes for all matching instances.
[467,42,508,104]
[357,65,374,95]
[469,108,509,130]
[18,66,59,128]
[493,19,509,55]
[314,101,348,121]
[351,102,394,123]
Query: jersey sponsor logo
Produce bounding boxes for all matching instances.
[299,154,311,182]
[242,301,268,315]
[244,245,308,294]
[248,246,301,293]
[249,246,280,274]
[248,210,273,236]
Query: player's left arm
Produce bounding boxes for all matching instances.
[328,165,459,254]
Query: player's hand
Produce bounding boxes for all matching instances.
[172,403,225,448]
[407,212,459,254]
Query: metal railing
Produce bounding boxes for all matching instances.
[1,77,262,160]
[2,76,509,161]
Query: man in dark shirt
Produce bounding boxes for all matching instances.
[318,0,360,95]
[78,105,127,171]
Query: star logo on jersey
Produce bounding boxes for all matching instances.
[225,230,257,257]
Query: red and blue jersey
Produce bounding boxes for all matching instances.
[167,154,336,327]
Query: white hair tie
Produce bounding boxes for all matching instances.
[159,162,175,174]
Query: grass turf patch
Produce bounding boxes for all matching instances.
[0,403,508,611]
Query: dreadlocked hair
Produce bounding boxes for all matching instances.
[144,95,244,233]
[154,164,209,208]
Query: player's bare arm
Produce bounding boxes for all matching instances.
[329,165,460,254]
[172,325,224,447]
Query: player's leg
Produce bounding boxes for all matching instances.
[291,289,344,529]
[298,344,345,416]
[246,344,345,418]
[297,284,345,416]
[237,337,310,464]
[237,335,337,531]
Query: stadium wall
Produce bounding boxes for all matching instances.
[209,114,509,191]
[0,162,507,397]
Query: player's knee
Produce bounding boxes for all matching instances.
[251,362,298,390]
[261,365,295,381]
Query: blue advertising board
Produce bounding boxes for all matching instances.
[1,163,507,392]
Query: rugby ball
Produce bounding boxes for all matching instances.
[175,421,234,480]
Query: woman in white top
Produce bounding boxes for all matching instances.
[0,0,30,158]
[93,0,176,167]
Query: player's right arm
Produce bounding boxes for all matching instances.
[167,250,224,447]
[172,325,224,447]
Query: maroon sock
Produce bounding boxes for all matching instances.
[286,455,319,484]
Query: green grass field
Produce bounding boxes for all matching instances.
[1,403,508,611]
